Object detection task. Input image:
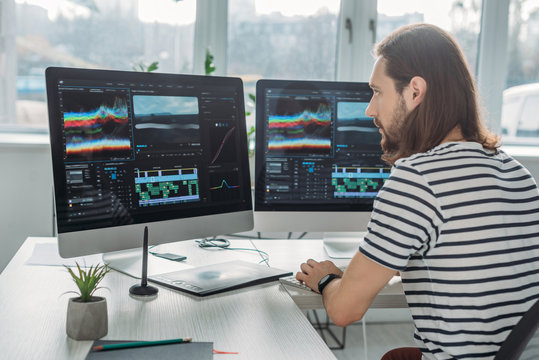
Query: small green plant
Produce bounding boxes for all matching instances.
[132,61,159,72]
[64,262,110,302]
[247,125,256,157]
[245,93,256,117]
[205,48,216,75]
[245,94,256,156]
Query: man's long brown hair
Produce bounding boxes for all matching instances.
[374,23,499,165]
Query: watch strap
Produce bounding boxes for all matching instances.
[318,273,340,294]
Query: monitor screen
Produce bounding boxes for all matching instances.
[46,67,253,258]
[254,79,389,233]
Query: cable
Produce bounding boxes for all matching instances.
[196,238,230,248]
[248,238,270,267]
[196,237,270,265]
[148,244,158,255]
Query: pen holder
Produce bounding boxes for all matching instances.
[66,296,108,340]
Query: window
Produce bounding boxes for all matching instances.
[227,0,340,81]
[4,0,539,150]
[506,0,539,88]
[376,0,482,76]
[227,0,341,135]
[13,0,196,129]
[502,0,539,145]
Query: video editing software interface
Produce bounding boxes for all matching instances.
[256,81,391,211]
[49,70,250,233]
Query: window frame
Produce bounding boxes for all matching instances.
[1,0,17,126]
[476,0,511,136]
[336,0,377,82]
[193,0,228,76]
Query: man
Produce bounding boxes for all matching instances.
[297,23,539,360]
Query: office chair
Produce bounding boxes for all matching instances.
[494,299,539,360]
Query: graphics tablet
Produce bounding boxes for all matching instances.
[149,260,292,296]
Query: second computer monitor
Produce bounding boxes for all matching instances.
[254,79,389,233]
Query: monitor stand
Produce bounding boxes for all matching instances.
[323,232,366,259]
[102,248,144,279]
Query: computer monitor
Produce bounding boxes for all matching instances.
[254,79,389,257]
[46,67,253,274]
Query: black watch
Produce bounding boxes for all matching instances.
[318,273,340,294]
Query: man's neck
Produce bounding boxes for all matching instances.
[441,126,465,144]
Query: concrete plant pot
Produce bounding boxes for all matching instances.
[66,296,108,340]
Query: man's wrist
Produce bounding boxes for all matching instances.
[318,273,341,294]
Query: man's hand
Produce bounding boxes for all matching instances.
[296,259,343,293]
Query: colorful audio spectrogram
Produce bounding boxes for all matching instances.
[332,166,391,198]
[267,98,332,156]
[134,168,200,207]
[63,93,133,162]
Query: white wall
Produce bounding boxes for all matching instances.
[0,137,53,272]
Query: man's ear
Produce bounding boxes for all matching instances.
[404,76,427,110]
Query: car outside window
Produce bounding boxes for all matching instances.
[516,94,539,137]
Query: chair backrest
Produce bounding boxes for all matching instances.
[494,299,539,360]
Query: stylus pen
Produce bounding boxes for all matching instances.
[92,337,192,351]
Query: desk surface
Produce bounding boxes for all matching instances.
[0,237,336,360]
[0,236,408,359]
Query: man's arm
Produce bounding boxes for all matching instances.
[296,251,396,327]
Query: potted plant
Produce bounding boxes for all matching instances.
[64,262,110,340]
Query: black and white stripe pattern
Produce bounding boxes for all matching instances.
[360,142,539,360]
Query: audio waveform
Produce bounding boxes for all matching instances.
[64,102,128,128]
[268,103,332,155]
[268,114,331,130]
[63,97,132,160]
[65,138,132,155]
[268,138,331,151]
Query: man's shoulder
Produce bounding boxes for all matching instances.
[396,141,506,169]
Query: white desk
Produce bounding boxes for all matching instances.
[0,237,336,360]
[0,236,408,359]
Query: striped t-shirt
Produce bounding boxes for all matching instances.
[360,141,539,360]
